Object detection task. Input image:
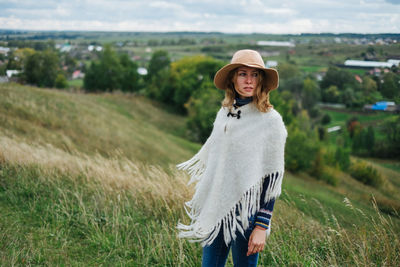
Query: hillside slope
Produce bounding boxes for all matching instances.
[0,83,198,167]
[0,83,399,266]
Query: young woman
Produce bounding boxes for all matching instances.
[177,49,287,267]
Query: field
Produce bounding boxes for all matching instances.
[0,83,399,266]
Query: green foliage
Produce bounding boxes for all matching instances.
[24,49,60,87]
[352,125,375,156]
[320,66,355,90]
[55,74,68,89]
[145,51,174,104]
[277,62,300,80]
[375,116,400,159]
[322,85,340,103]
[302,77,320,110]
[6,48,35,70]
[169,55,223,112]
[285,125,319,172]
[145,68,174,104]
[349,161,382,188]
[185,78,224,142]
[321,113,331,125]
[84,46,139,92]
[381,72,400,99]
[334,147,350,171]
[146,50,170,82]
[119,53,140,92]
[270,90,295,125]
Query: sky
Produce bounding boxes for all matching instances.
[0,0,399,34]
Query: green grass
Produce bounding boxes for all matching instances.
[68,78,83,88]
[322,109,396,128]
[1,83,400,266]
[1,161,398,266]
[0,83,196,168]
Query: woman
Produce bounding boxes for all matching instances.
[177,49,287,267]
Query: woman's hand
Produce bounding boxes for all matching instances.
[247,226,267,256]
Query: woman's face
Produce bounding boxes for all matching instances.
[232,66,260,99]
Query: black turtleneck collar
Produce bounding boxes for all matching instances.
[234,91,253,107]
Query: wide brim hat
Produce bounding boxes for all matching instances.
[214,49,279,91]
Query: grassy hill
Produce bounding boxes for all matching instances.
[0,83,399,266]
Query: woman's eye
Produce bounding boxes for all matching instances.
[239,72,246,76]
[252,73,258,77]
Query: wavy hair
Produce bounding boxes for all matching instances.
[221,68,273,113]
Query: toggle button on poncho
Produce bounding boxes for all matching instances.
[177,103,287,246]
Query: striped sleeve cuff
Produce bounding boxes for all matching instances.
[255,208,273,230]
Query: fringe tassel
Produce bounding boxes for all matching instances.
[176,153,207,185]
[177,171,284,247]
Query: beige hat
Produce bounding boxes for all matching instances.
[214,49,279,91]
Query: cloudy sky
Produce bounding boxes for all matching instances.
[0,0,399,34]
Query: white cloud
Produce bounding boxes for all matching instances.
[0,0,399,33]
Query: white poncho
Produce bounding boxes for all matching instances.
[177,103,287,246]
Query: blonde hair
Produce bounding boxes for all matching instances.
[221,68,273,113]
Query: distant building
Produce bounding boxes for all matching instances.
[327,126,341,133]
[72,70,85,79]
[364,101,399,113]
[6,70,20,78]
[344,59,398,69]
[0,46,10,55]
[256,41,295,47]
[265,60,278,68]
[88,45,103,52]
[137,67,148,75]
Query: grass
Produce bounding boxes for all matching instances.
[1,83,400,266]
[68,78,83,88]
[322,109,396,128]
[1,157,398,266]
[0,83,197,168]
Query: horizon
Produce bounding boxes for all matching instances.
[1,29,399,36]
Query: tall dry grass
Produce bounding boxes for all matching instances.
[1,136,399,266]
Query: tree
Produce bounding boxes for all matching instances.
[185,78,224,142]
[146,50,170,82]
[169,55,223,112]
[6,48,35,70]
[285,125,319,172]
[119,53,139,92]
[55,74,68,89]
[335,147,350,170]
[322,85,340,103]
[278,62,299,80]
[84,45,123,92]
[302,77,320,110]
[381,72,399,99]
[24,49,60,87]
[320,66,354,90]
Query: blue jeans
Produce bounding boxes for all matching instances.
[202,216,259,267]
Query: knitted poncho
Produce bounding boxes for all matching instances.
[177,103,287,246]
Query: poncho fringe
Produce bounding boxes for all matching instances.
[177,153,283,246]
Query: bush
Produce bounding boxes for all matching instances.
[373,196,400,218]
[321,113,331,125]
[320,169,338,186]
[285,126,319,172]
[335,147,350,171]
[55,74,68,89]
[349,161,382,188]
